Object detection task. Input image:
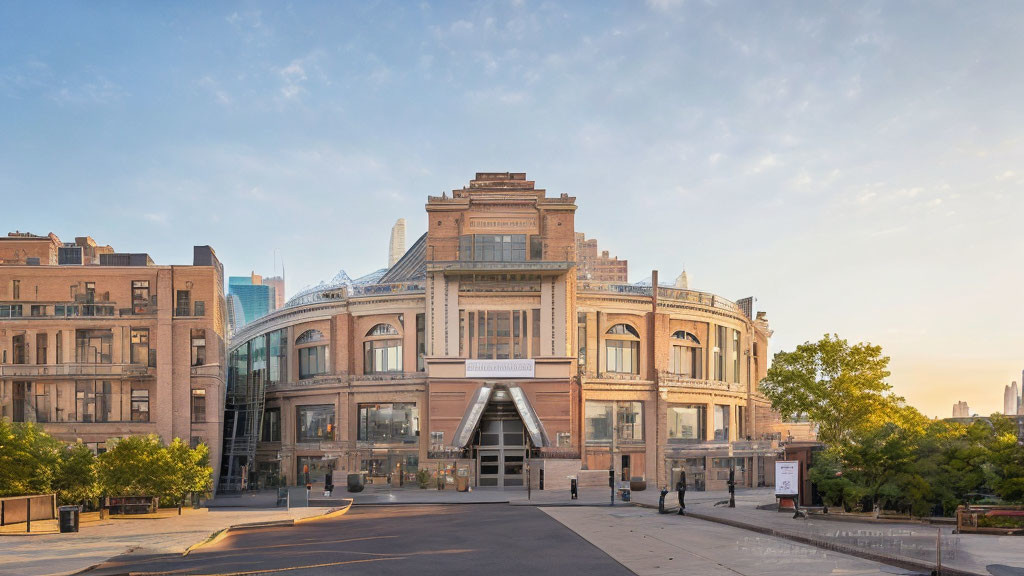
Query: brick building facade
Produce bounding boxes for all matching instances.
[0,234,227,481]
[222,173,788,493]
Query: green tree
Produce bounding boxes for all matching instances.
[985,415,1024,502]
[95,434,172,499]
[0,420,61,496]
[166,439,213,505]
[53,443,98,505]
[759,334,899,449]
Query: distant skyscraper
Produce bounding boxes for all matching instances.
[952,401,970,418]
[1004,381,1020,416]
[226,293,246,333]
[264,275,285,310]
[389,218,406,267]
[228,271,275,326]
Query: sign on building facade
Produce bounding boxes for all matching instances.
[465,359,536,378]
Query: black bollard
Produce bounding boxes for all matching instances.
[676,471,686,515]
[659,488,668,514]
[728,467,736,508]
[570,477,578,500]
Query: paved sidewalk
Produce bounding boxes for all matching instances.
[0,506,334,576]
[542,505,912,575]
[632,488,1024,576]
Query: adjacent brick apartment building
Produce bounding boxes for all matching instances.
[0,232,227,482]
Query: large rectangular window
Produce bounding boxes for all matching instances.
[296,405,335,442]
[75,329,112,364]
[732,330,741,384]
[130,328,149,365]
[363,340,402,374]
[605,340,639,374]
[191,389,206,423]
[187,329,206,366]
[577,313,587,370]
[269,329,288,385]
[584,401,644,443]
[714,326,727,381]
[713,404,731,441]
[461,234,527,262]
[76,381,121,422]
[298,346,327,379]
[671,346,702,378]
[357,403,419,444]
[175,290,191,316]
[415,314,425,371]
[131,280,150,309]
[131,388,149,422]
[36,333,47,365]
[465,310,529,360]
[261,407,281,442]
[737,405,746,440]
[668,405,707,442]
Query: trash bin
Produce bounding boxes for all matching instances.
[59,505,80,533]
[456,467,470,492]
[619,488,631,503]
[347,473,365,493]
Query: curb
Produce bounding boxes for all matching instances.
[182,502,353,557]
[628,502,983,576]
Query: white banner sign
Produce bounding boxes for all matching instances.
[465,359,535,378]
[775,460,799,497]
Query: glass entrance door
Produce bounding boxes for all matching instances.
[476,418,525,487]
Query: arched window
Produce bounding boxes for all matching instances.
[671,331,702,378]
[295,329,325,345]
[606,323,639,337]
[671,330,700,345]
[366,323,399,337]
[295,330,327,379]
[364,323,402,374]
[604,323,639,374]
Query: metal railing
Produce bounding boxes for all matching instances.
[657,372,747,393]
[0,363,154,379]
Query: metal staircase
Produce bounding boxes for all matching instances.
[217,359,267,494]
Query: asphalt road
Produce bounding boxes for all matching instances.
[82,504,634,576]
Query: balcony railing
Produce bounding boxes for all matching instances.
[349,282,426,297]
[583,371,648,382]
[0,363,154,379]
[577,283,746,316]
[657,372,746,393]
[351,371,426,382]
[426,260,574,273]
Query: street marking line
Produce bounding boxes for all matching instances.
[129,556,407,576]
[216,534,398,553]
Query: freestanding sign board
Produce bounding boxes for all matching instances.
[774,460,799,497]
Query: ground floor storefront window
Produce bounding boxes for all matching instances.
[296,456,334,486]
[360,451,418,485]
[256,460,282,488]
[665,457,708,490]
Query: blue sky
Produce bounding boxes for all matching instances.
[2,1,1022,417]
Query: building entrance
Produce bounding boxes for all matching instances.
[475,397,526,488]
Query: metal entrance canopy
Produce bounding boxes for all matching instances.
[451,383,549,448]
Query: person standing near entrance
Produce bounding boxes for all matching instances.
[676,471,686,515]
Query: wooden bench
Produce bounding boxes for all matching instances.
[105,496,158,515]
